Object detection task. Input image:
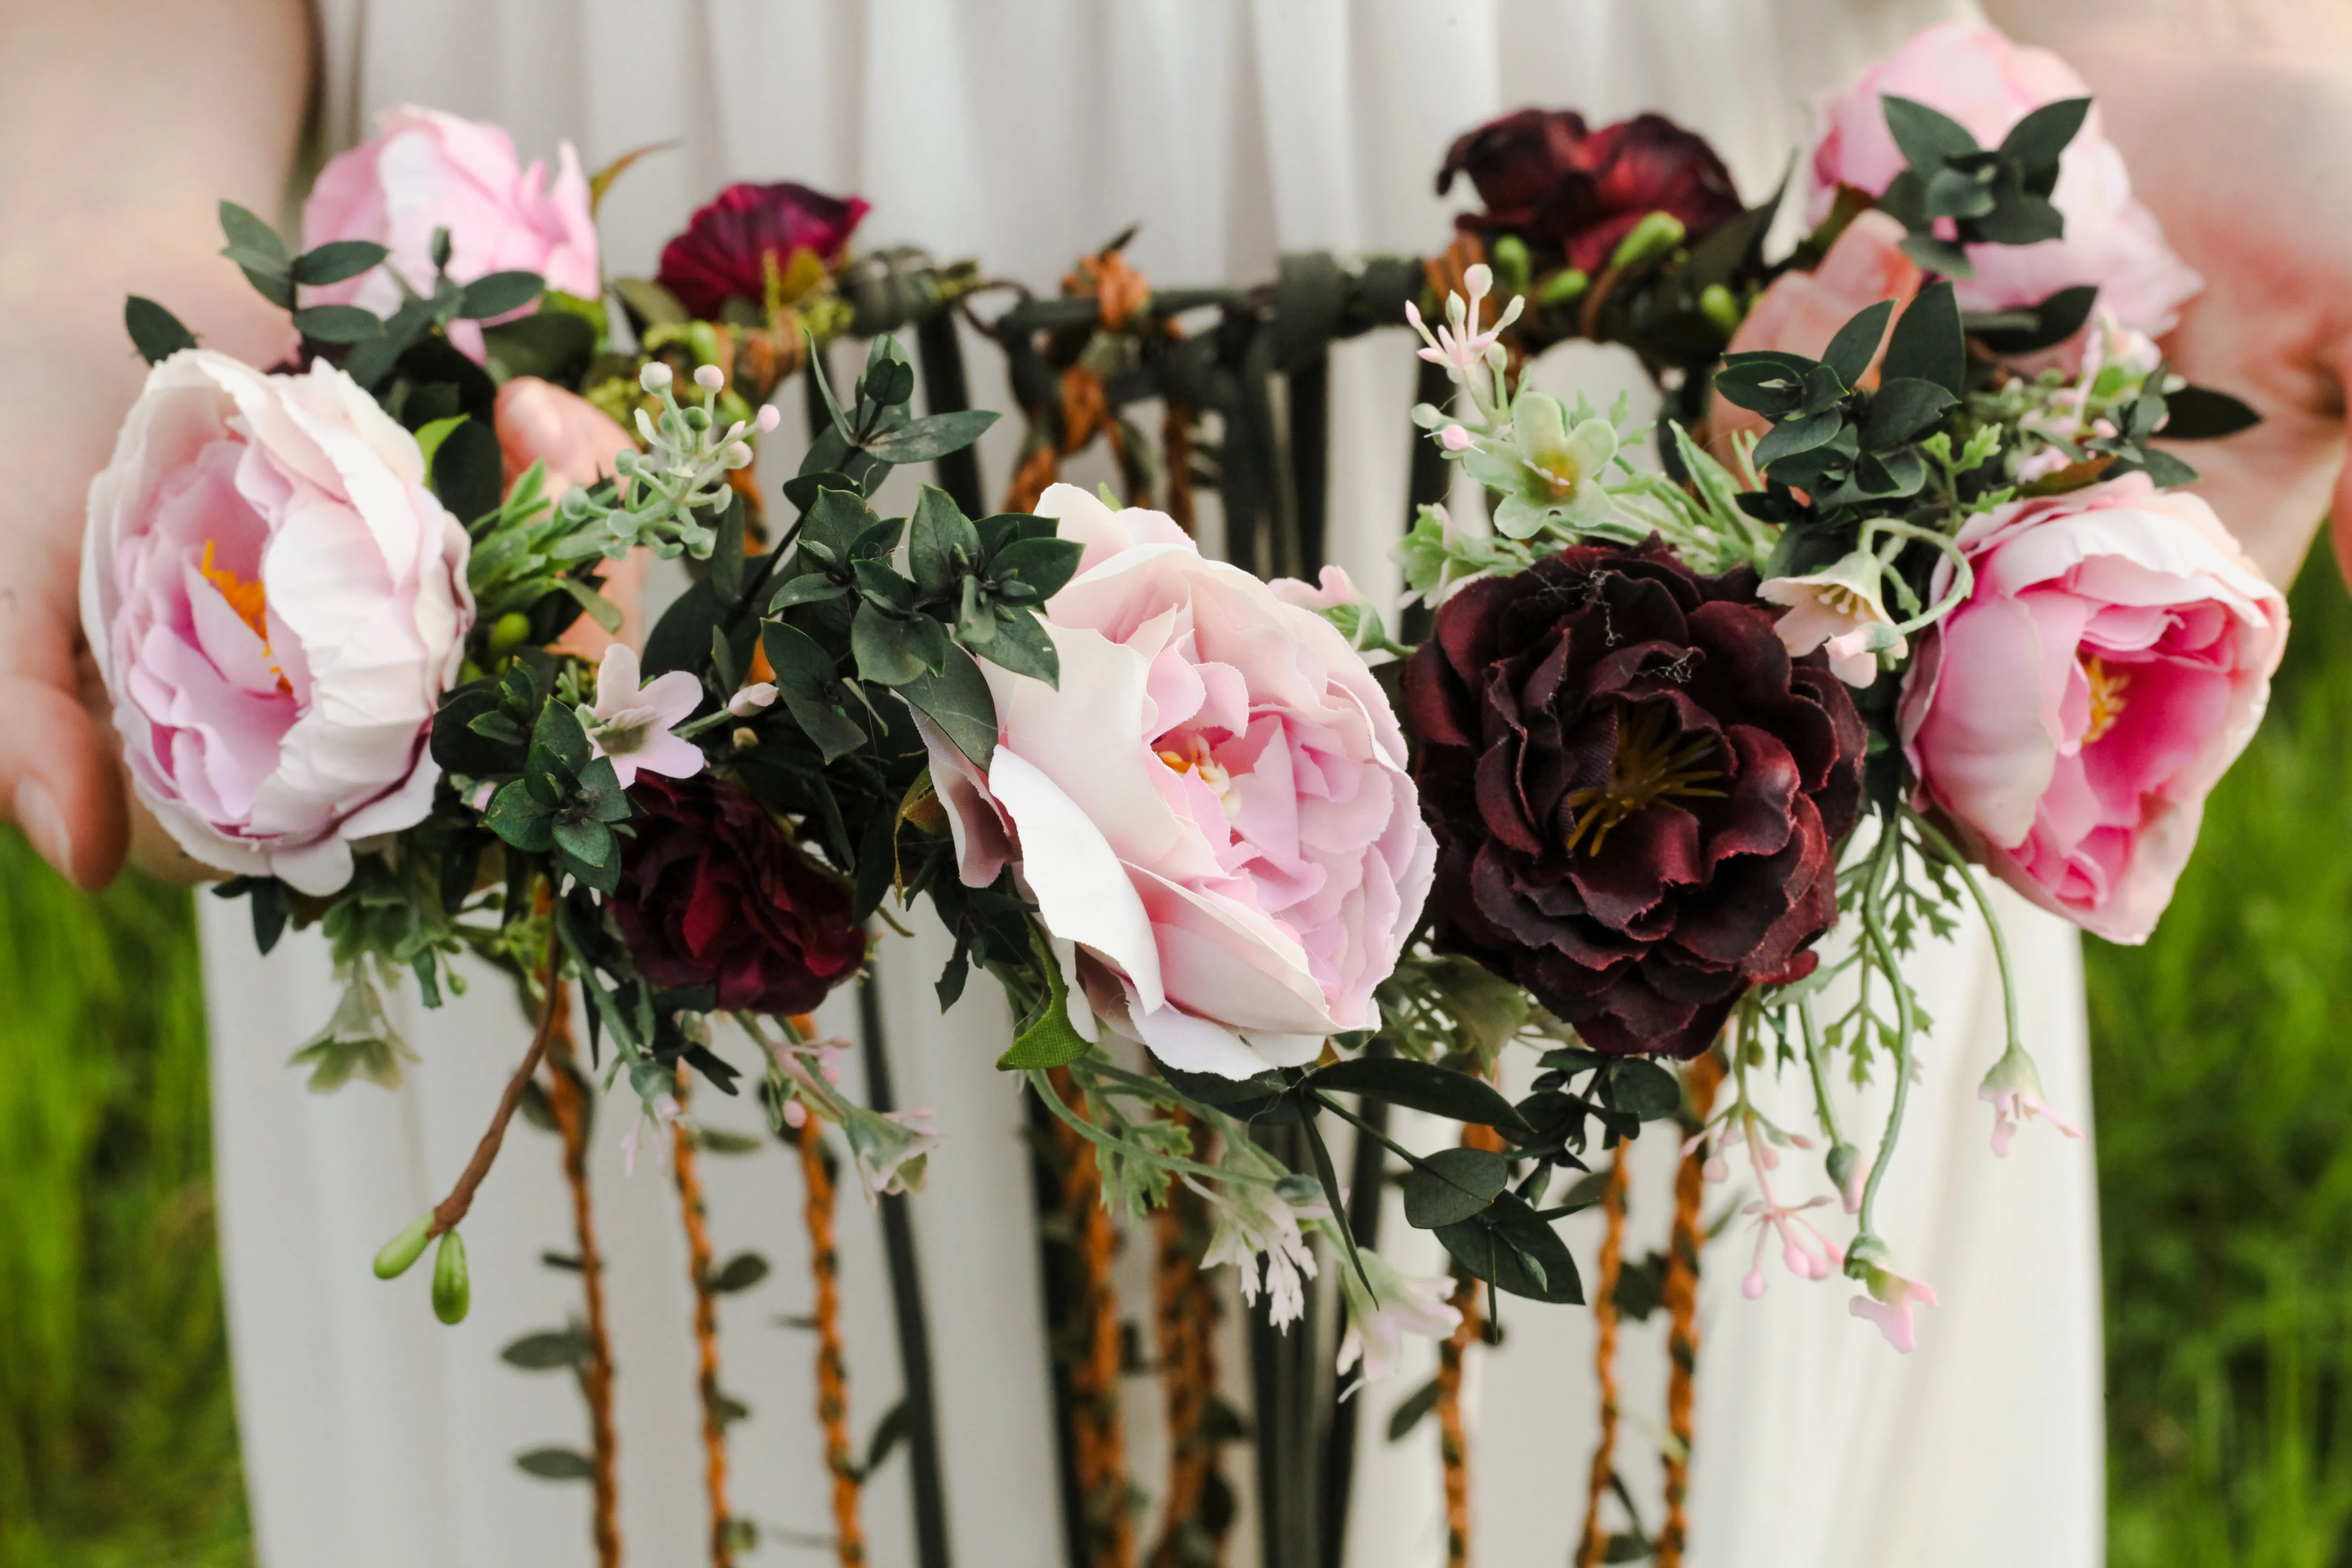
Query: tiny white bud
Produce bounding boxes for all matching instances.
[694,364,726,391]
[727,682,779,717]
[1464,262,1493,298]
[724,441,754,469]
[640,362,673,393]
[756,404,782,434]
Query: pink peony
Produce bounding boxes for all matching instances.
[1899,473,2286,943]
[81,351,474,895]
[302,106,600,362]
[1806,23,2201,345]
[920,484,1436,1078]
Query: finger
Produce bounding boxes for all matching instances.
[0,670,129,890]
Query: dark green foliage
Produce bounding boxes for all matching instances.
[1874,93,2087,276]
[123,297,198,366]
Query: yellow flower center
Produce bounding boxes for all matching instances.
[1532,448,1583,502]
[199,540,291,695]
[2081,654,2130,745]
[1562,701,1725,858]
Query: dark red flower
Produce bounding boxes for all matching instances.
[1439,109,1742,274]
[654,181,871,320]
[613,774,866,1015]
[1405,539,1865,1057]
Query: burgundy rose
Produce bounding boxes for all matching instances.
[1405,539,1865,1057]
[654,181,871,320]
[1438,110,1742,275]
[613,775,866,1015]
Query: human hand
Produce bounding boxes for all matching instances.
[0,0,309,888]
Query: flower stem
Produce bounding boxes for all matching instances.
[1906,810,2023,1057]
[543,988,622,1568]
[1855,824,1918,1243]
[1798,997,1844,1151]
[430,922,562,1239]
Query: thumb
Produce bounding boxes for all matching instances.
[0,562,130,889]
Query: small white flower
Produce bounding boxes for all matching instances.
[1759,550,1907,687]
[1202,1176,1326,1327]
[620,1091,683,1177]
[1336,1247,1460,1385]
[582,644,706,787]
[1977,1045,2086,1158]
[842,1104,941,1199]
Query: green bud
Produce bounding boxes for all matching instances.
[487,611,534,654]
[1699,282,1741,338]
[1488,233,1532,300]
[1826,1142,1861,1196]
[1536,267,1591,308]
[432,1228,471,1325]
[374,1212,435,1279]
[1608,211,1687,273]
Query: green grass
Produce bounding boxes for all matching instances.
[2091,532,2352,1567]
[0,547,2347,1566]
[0,839,250,1568]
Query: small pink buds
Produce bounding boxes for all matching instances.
[694,364,726,391]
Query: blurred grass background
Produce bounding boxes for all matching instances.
[0,543,2344,1567]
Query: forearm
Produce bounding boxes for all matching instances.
[1984,0,2352,58]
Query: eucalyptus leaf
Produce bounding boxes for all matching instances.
[1820,299,1894,389]
[1303,1057,1532,1139]
[1401,1146,1509,1228]
[123,296,198,365]
[861,409,1000,465]
[1879,280,1963,395]
[293,240,391,286]
[457,270,546,320]
[291,305,384,344]
[899,644,998,769]
[852,603,929,686]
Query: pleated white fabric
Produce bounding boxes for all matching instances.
[203,2,2101,1563]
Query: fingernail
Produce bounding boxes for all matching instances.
[15,778,72,880]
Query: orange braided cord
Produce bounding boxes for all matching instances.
[1575,1146,1632,1568]
[1436,1121,1507,1568]
[1044,1067,1137,1568]
[795,1118,866,1565]
[1659,1052,1726,1568]
[544,987,622,1568]
[1147,1113,1223,1568]
[671,1082,735,1567]
[999,243,1166,516]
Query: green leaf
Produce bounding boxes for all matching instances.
[799,487,876,562]
[1401,1146,1509,1228]
[1434,1191,1583,1304]
[1860,378,1957,450]
[1879,95,1979,171]
[909,485,981,596]
[556,577,626,634]
[1603,1059,1683,1122]
[485,780,555,852]
[1972,193,2064,247]
[708,1252,771,1294]
[898,643,998,770]
[291,305,384,344]
[430,417,503,526]
[612,275,690,329]
[762,621,869,763]
[2159,385,2262,441]
[1998,96,2091,171]
[532,696,593,772]
[1754,408,1847,470]
[457,270,545,320]
[1386,1379,1442,1442]
[858,1400,912,1481]
[501,1329,591,1371]
[551,815,614,870]
[515,1448,595,1482]
[1969,284,2098,356]
[861,408,1000,465]
[979,609,1060,687]
[1897,232,1974,278]
[2135,448,2201,487]
[998,948,1095,1070]
[852,602,929,686]
[1879,280,1963,395]
[989,535,1085,602]
[769,573,846,612]
[1303,1057,1533,1140]
[480,310,597,385]
[1820,299,1894,389]
[292,240,391,286]
[1299,1104,1373,1293]
[123,296,198,365]
[217,201,289,270]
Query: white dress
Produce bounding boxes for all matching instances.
[202,2,2101,1563]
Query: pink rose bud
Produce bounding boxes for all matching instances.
[1899,474,2287,942]
[1440,424,1473,452]
[301,106,599,364]
[694,364,726,391]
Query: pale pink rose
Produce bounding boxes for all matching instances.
[1267,564,1361,612]
[81,350,474,895]
[920,484,1436,1078]
[1898,474,2286,943]
[495,377,644,657]
[1806,23,2201,347]
[302,106,599,362]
